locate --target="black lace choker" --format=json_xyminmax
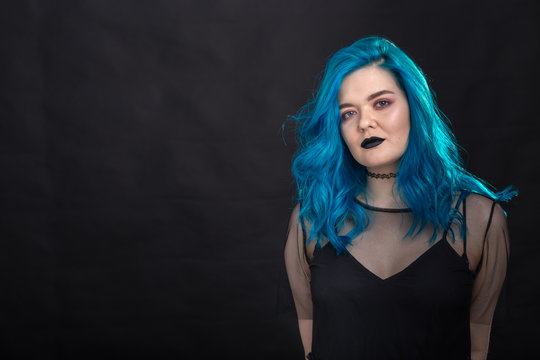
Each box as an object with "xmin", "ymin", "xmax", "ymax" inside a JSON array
[{"xmin": 367, "ymin": 171, "xmax": 397, "ymax": 179}]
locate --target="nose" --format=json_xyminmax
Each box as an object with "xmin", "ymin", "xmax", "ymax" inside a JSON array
[{"xmin": 357, "ymin": 109, "xmax": 376, "ymax": 132}]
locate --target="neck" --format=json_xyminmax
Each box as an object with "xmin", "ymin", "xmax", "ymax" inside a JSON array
[{"xmin": 361, "ymin": 168, "xmax": 407, "ymax": 208}]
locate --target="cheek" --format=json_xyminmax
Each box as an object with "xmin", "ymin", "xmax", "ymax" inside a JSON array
[
  {"xmin": 399, "ymin": 123, "xmax": 411, "ymax": 151},
  {"xmin": 403, "ymin": 119, "xmax": 411, "ymax": 141},
  {"xmin": 340, "ymin": 126, "xmax": 356, "ymax": 151},
  {"xmin": 392, "ymin": 110, "xmax": 410, "ymax": 141}
]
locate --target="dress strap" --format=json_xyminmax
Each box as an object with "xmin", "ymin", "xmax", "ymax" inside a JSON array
[
  {"xmin": 442, "ymin": 190, "xmax": 468, "ymax": 240},
  {"xmin": 452, "ymin": 191, "xmax": 470, "ymax": 267},
  {"xmin": 474, "ymin": 200, "xmax": 498, "ymax": 273}
]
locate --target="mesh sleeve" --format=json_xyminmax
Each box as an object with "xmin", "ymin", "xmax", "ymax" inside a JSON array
[
  {"xmin": 284, "ymin": 204, "xmax": 313, "ymax": 320},
  {"xmin": 470, "ymin": 201, "xmax": 510, "ymax": 325},
  {"xmin": 467, "ymin": 199, "xmax": 510, "ymax": 357}
]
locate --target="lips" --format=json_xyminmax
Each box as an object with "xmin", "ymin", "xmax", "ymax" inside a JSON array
[{"xmin": 361, "ymin": 137, "xmax": 385, "ymax": 149}]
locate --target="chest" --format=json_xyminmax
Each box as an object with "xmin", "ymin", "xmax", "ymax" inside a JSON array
[{"xmin": 310, "ymin": 240, "xmax": 474, "ymax": 310}]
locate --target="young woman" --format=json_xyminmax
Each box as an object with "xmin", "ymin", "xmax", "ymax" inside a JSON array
[{"xmin": 284, "ymin": 36, "xmax": 517, "ymax": 360}]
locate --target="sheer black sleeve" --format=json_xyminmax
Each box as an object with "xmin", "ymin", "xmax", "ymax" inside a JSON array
[
  {"xmin": 284, "ymin": 204, "xmax": 313, "ymax": 320},
  {"xmin": 465, "ymin": 194, "xmax": 511, "ymax": 357},
  {"xmin": 470, "ymin": 200, "xmax": 510, "ymax": 325}
]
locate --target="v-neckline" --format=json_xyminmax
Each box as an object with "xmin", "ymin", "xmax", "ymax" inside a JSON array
[{"xmin": 345, "ymin": 239, "xmax": 447, "ymax": 282}]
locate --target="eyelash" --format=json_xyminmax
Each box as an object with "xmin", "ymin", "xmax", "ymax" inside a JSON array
[
  {"xmin": 375, "ymin": 99, "xmax": 391, "ymax": 108},
  {"xmin": 341, "ymin": 111, "xmax": 356, "ymax": 121},
  {"xmin": 341, "ymin": 99, "xmax": 392, "ymax": 121}
]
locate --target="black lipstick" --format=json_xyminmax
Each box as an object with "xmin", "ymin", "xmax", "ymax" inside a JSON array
[{"xmin": 361, "ymin": 137, "xmax": 385, "ymax": 149}]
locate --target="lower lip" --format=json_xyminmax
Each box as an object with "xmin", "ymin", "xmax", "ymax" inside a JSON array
[{"xmin": 362, "ymin": 139, "xmax": 385, "ymax": 149}]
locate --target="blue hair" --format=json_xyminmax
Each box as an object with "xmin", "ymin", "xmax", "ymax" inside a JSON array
[{"xmin": 288, "ymin": 36, "xmax": 517, "ymax": 254}]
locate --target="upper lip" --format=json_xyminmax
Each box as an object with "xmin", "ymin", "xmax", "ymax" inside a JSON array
[{"xmin": 361, "ymin": 137, "xmax": 385, "ymax": 148}]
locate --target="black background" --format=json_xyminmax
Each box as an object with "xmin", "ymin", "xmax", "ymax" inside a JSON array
[{"xmin": 1, "ymin": 0, "xmax": 538, "ymax": 359}]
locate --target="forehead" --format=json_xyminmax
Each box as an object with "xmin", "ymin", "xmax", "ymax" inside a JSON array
[{"xmin": 338, "ymin": 66, "xmax": 401, "ymax": 100}]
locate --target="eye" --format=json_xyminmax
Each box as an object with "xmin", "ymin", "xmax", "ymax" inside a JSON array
[
  {"xmin": 374, "ymin": 99, "xmax": 391, "ymax": 108},
  {"xmin": 341, "ymin": 110, "xmax": 356, "ymax": 121}
]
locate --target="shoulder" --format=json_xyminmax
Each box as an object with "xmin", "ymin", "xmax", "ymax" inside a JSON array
[
  {"xmin": 288, "ymin": 203, "xmax": 311, "ymax": 238},
  {"xmin": 462, "ymin": 192, "xmax": 508, "ymax": 249},
  {"xmin": 288, "ymin": 203, "xmax": 318, "ymax": 258},
  {"xmin": 464, "ymin": 192, "xmax": 506, "ymax": 226},
  {"xmin": 289, "ymin": 203, "xmax": 308, "ymax": 228},
  {"xmin": 290, "ymin": 203, "xmax": 300, "ymax": 219},
  {"xmin": 458, "ymin": 192, "xmax": 508, "ymax": 271},
  {"xmin": 289, "ymin": 203, "xmax": 314, "ymax": 228},
  {"xmin": 287, "ymin": 203, "xmax": 301, "ymax": 233}
]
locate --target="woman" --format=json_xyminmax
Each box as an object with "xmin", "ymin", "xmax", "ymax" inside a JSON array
[{"xmin": 284, "ymin": 36, "xmax": 517, "ymax": 360}]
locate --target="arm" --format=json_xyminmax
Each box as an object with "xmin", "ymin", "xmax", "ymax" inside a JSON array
[
  {"xmin": 298, "ymin": 319, "xmax": 313, "ymax": 358},
  {"xmin": 284, "ymin": 204, "xmax": 313, "ymax": 358},
  {"xmin": 469, "ymin": 202, "xmax": 510, "ymax": 360}
]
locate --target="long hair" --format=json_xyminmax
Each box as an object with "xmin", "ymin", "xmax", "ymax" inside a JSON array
[{"xmin": 289, "ymin": 36, "xmax": 517, "ymax": 254}]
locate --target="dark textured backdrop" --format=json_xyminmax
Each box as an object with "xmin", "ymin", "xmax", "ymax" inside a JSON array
[{"xmin": 1, "ymin": 0, "xmax": 538, "ymax": 359}]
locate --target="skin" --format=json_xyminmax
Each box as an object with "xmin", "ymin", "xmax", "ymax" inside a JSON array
[{"xmin": 338, "ymin": 65, "xmax": 410, "ymax": 208}]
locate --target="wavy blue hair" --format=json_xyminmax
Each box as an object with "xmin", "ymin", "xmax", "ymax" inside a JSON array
[{"xmin": 288, "ymin": 36, "xmax": 517, "ymax": 254}]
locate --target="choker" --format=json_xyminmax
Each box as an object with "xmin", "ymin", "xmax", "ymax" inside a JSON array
[{"xmin": 367, "ymin": 171, "xmax": 398, "ymax": 179}]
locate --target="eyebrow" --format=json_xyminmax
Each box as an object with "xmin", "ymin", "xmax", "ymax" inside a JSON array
[{"xmin": 339, "ymin": 90, "xmax": 395, "ymax": 109}]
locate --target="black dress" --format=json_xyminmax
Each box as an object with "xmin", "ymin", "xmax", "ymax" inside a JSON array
[{"xmin": 284, "ymin": 192, "xmax": 509, "ymax": 360}]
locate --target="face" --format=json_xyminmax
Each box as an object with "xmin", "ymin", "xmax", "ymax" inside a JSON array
[{"xmin": 338, "ymin": 65, "xmax": 410, "ymax": 174}]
